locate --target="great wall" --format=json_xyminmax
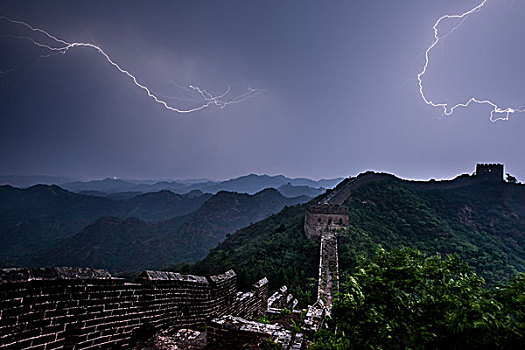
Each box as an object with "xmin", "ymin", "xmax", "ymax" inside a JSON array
[
  {"xmin": 0, "ymin": 164, "xmax": 505, "ymax": 349},
  {"xmin": 0, "ymin": 267, "xmax": 271, "ymax": 349},
  {"xmin": 301, "ymin": 163, "xmax": 505, "ymax": 333}
]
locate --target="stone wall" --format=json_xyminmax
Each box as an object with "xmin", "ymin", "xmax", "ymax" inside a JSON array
[
  {"xmin": 233, "ymin": 277, "xmax": 269, "ymax": 319},
  {"xmin": 0, "ymin": 267, "xmax": 268, "ymax": 349},
  {"xmin": 317, "ymin": 231, "xmax": 338, "ymax": 310},
  {"xmin": 267, "ymin": 286, "xmax": 298, "ymax": 314},
  {"xmin": 208, "ymin": 315, "xmax": 304, "ymax": 349}
]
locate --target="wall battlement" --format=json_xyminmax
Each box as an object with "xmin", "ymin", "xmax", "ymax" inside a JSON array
[{"xmin": 0, "ymin": 267, "xmax": 268, "ymax": 349}]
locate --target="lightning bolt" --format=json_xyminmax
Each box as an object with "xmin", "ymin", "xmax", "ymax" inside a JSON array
[
  {"xmin": 0, "ymin": 16, "xmax": 260, "ymax": 113},
  {"xmin": 417, "ymin": 0, "xmax": 525, "ymax": 122},
  {"xmin": 0, "ymin": 64, "xmax": 17, "ymax": 76}
]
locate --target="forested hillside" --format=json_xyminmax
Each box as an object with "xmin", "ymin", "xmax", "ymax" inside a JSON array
[
  {"xmin": 178, "ymin": 204, "xmax": 319, "ymax": 305},
  {"xmin": 187, "ymin": 174, "xmax": 525, "ymax": 306},
  {"xmin": 338, "ymin": 178, "xmax": 525, "ymax": 284}
]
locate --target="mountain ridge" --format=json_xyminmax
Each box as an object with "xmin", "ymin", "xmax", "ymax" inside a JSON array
[
  {"xmin": 59, "ymin": 174, "xmax": 342, "ymax": 195},
  {"xmin": 26, "ymin": 188, "xmax": 310, "ymax": 272}
]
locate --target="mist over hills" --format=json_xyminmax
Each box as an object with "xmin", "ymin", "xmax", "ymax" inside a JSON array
[
  {"xmin": 277, "ymin": 183, "xmax": 325, "ymax": 198},
  {"xmin": 25, "ymin": 189, "xmax": 309, "ymax": 272},
  {"xmin": 0, "ymin": 173, "xmax": 341, "ymax": 196},
  {"xmin": 0, "ymin": 182, "xmax": 312, "ymax": 271},
  {"xmin": 0, "ymin": 184, "xmax": 213, "ymax": 261}
]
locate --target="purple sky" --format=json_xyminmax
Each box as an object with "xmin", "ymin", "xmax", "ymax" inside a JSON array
[{"xmin": 0, "ymin": 0, "xmax": 524, "ymax": 181}]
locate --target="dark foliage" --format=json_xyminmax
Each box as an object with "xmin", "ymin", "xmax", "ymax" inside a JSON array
[
  {"xmin": 26, "ymin": 188, "xmax": 307, "ymax": 272},
  {"xmin": 312, "ymin": 248, "xmax": 524, "ymax": 349},
  {"xmin": 175, "ymin": 205, "xmax": 319, "ymax": 306},
  {"xmin": 338, "ymin": 179, "xmax": 525, "ymax": 285}
]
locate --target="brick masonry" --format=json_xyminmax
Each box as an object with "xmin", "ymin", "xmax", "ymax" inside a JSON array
[
  {"xmin": 0, "ymin": 267, "xmax": 268, "ymax": 349},
  {"xmin": 208, "ymin": 315, "xmax": 304, "ymax": 350}
]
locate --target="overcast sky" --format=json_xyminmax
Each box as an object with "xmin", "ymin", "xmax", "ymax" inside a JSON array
[{"xmin": 0, "ymin": 0, "xmax": 524, "ymax": 181}]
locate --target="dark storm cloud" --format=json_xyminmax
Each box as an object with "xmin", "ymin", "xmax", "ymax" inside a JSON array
[{"xmin": 0, "ymin": 0, "xmax": 524, "ymax": 181}]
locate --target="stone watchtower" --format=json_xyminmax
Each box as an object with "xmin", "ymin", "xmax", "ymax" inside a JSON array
[
  {"xmin": 304, "ymin": 204, "xmax": 349, "ymax": 239},
  {"xmin": 475, "ymin": 163, "xmax": 504, "ymax": 182}
]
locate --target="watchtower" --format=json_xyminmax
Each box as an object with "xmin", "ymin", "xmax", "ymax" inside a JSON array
[
  {"xmin": 475, "ymin": 163, "xmax": 504, "ymax": 182},
  {"xmin": 304, "ymin": 204, "xmax": 349, "ymax": 239}
]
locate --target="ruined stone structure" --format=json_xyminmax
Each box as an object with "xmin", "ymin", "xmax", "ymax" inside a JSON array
[
  {"xmin": 208, "ymin": 315, "xmax": 304, "ymax": 350},
  {"xmin": 0, "ymin": 267, "xmax": 268, "ymax": 349},
  {"xmin": 267, "ymin": 285, "xmax": 298, "ymax": 314},
  {"xmin": 475, "ymin": 163, "xmax": 504, "ymax": 181},
  {"xmin": 304, "ymin": 204, "xmax": 349, "ymax": 239},
  {"xmin": 302, "ymin": 300, "xmax": 325, "ymax": 334}
]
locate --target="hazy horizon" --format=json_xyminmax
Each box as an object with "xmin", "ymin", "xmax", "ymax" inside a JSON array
[{"xmin": 0, "ymin": 162, "xmax": 504, "ymax": 184}]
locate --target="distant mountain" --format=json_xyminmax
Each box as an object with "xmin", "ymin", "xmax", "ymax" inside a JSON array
[
  {"xmin": 81, "ymin": 191, "xmax": 144, "ymax": 201},
  {"xmin": 206, "ymin": 174, "xmax": 291, "ymax": 194},
  {"xmin": 283, "ymin": 176, "xmax": 344, "ymax": 189},
  {"xmin": 181, "ymin": 174, "xmax": 342, "ymax": 194},
  {"xmin": 123, "ymin": 190, "xmax": 211, "ymax": 222},
  {"xmin": 277, "ymin": 182, "xmax": 325, "ymax": 198},
  {"xmin": 61, "ymin": 174, "xmax": 343, "ymax": 195},
  {"xmin": 1, "ymin": 173, "xmax": 343, "ymax": 194},
  {"xmin": 0, "ymin": 175, "xmax": 77, "ymax": 187},
  {"xmin": 28, "ymin": 188, "xmax": 310, "ymax": 272},
  {"xmin": 0, "ymin": 185, "xmax": 119, "ymax": 261},
  {"xmin": 0, "ymin": 185, "xmax": 211, "ymax": 264}
]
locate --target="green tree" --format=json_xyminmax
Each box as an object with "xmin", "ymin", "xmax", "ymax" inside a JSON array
[{"xmin": 314, "ymin": 248, "xmax": 523, "ymax": 349}]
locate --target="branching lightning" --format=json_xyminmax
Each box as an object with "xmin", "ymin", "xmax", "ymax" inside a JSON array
[
  {"xmin": 417, "ymin": 0, "xmax": 524, "ymax": 122},
  {"xmin": 0, "ymin": 16, "xmax": 260, "ymax": 113}
]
